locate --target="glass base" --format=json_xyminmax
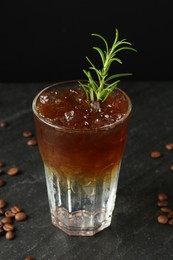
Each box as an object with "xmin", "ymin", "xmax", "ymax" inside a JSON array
[
  {"xmin": 44, "ymin": 163, "xmax": 121, "ymax": 236},
  {"xmin": 51, "ymin": 208, "xmax": 111, "ymax": 236}
]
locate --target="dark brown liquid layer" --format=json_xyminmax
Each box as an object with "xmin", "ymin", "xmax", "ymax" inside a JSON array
[
  {"xmin": 36, "ymin": 87, "xmax": 129, "ymax": 129},
  {"xmin": 34, "ymin": 86, "xmax": 130, "ymax": 178}
]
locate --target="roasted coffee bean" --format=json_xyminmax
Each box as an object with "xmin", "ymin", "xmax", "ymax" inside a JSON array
[
  {"xmin": 0, "ymin": 179, "xmax": 6, "ymax": 187},
  {"xmin": 168, "ymin": 219, "xmax": 173, "ymax": 225},
  {"xmin": 158, "ymin": 193, "xmax": 168, "ymax": 201},
  {"xmin": 0, "ymin": 162, "xmax": 5, "ymax": 168},
  {"xmin": 5, "ymin": 231, "xmax": 15, "ymax": 240},
  {"xmin": 15, "ymin": 211, "xmax": 27, "ymax": 221},
  {"xmin": 0, "ymin": 199, "xmax": 7, "ymax": 208},
  {"xmin": 157, "ymin": 215, "xmax": 168, "ymax": 224},
  {"xmin": 23, "ymin": 131, "xmax": 33, "ymax": 137},
  {"xmin": 11, "ymin": 205, "xmax": 22, "ymax": 214},
  {"xmin": 165, "ymin": 143, "xmax": 173, "ymax": 150},
  {"xmin": 7, "ymin": 167, "xmax": 20, "ymax": 176},
  {"xmin": 5, "ymin": 210, "xmax": 15, "ymax": 218},
  {"xmin": 170, "ymin": 165, "xmax": 173, "ymax": 171},
  {"xmin": 27, "ymin": 139, "xmax": 37, "ymax": 146},
  {"xmin": 160, "ymin": 207, "xmax": 172, "ymax": 213},
  {"xmin": 157, "ymin": 200, "xmax": 168, "ymax": 207},
  {"xmin": 3, "ymin": 223, "xmax": 14, "ymax": 232},
  {"xmin": 25, "ymin": 257, "xmax": 34, "ymax": 260},
  {"xmin": 0, "ymin": 208, "xmax": 5, "ymax": 215},
  {"xmin": 167, "ymin": 211, "xmax": 173, "ymax": 219},
  {"xmin": 0, "ymin": 121, "xmax": 8, "ymax": 128},
  {"xmin": 1, "ymin": 217, "xmax": 12, "ymax": 224},
  {"xmin": 151, "ymin": 151, "xmax": 162, "ymax": 158}
]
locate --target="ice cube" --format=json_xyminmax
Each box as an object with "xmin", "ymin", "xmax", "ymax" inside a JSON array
[
  {"xmin": 64, "ymin": 110, "xmax": 75, "ymax": 122},
  {"xmin": 40, "ymin": 94, "xmax": 49, "ymax": 104}
]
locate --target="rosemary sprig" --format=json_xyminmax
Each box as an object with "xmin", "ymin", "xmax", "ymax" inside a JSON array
[{"xmin": 79, "ymin": 28, "xmax": 137, "ymax": 102}]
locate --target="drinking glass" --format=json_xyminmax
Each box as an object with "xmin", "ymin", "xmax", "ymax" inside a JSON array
[{"xmin": 32, "ymin": 80, "xmax": 131, "ymax": 236}]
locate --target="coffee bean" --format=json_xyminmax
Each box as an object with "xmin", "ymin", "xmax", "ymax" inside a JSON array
[
  {"xmin": 165, "ymin": 143, "xmax": 173, "ymax": 150},
  {"xmin": 0, "ymin": 121, "xmax": 8, "ymax": 128},
  {"xmin": 158, "ymin": 193, "xmax": 168, "ymax": 201},
  {"xmin": 0, "ymin": 162, "xmax": 5, "ymax": 168},
  {"xmin": 151, "ymin": 151, "xmax": 162, "ymax": 158},
  {"xmin": 157, "ymin": 215, "xmax": 168, "ymax": 224},
  {"xmin": 25, "ymin": 257, "xmax": 34, "ymax": 260},
  {"xmin": 168, "ymin": 211, "xmax": 173, "ymax": 219},
  {"xmin": 0, "ymin": 208, "xmax": 5, "ymax": 215},
  {"xmin": 3, "ymin": 223, "xmax": 14, "ymax": 232},
  {"xmin": 168, "ymin": 219, "xmax": 173, "ymax": 225},
  {"xmin": 0, "ymin": 199, "xmax": 7, "ymax": 208},
  {"xmin": 5, "ymin": 210, "xmax": 15, "ymax": 218},
  {"xmin": 0, "ymin": 179, "xmax": 6, "ymax": 187},
  {"xmin": 157, "ymin": 200, "xmax": 168, "ymax": 207},
  {"xmin": 7, "ymin": 167, "xmax": 20, "ymax": 176},
  {"xmin": 15, "ymin": 211, "xmax": 27, "ymax": 221},
  {"xmin": 11, "ymin": 205, "xmax": 22, "ymax": 214},
  {"xmin": 160, "ymin": 207, "xmax": 172, "ymax": 213},
  {"xmin": 27, "ymin": 139, "xmax": 37, "ymax": 146},
  {"xmin": 23, "ymin": 131, "xmax": 33, "ymax": 137},
  {"xmin": 1, "ymin": 217, "xmax": 12, "ymax": 224},
  {"xmin": 170, "ymin": 165, "xmax": 173, "ymax": 171},
  {"xmin": 5, "ymin": 231, "xmax": 15, "ymax": 240}
]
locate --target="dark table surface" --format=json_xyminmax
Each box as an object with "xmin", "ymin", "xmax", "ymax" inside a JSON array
[{"xmin": 0, "ymin": 81, "xmax": 173, "ymax": 260}]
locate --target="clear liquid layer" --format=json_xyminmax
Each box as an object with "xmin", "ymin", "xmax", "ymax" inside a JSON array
[{"xmin": 44, "ymin": 163, "xmax": 121, "ymax": 236}]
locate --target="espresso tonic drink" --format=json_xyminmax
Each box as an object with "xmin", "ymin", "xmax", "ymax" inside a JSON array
[{"xmin": 32, "ymin": 80, "xmax": 131, "ymax": 236}]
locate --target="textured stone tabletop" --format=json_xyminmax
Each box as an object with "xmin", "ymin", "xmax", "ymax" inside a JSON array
[{"xmin": 0, "ymin": 81, "xmax": 173, "ymax": 260}]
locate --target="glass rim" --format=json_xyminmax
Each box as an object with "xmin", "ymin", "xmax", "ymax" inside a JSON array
[{"xmin": 32, "ymin": 80, "xmax": 132, "ymax": 132}]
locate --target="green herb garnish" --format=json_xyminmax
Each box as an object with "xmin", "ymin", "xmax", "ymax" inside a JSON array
[{"xmin": 79, "ymin": 28, "xmax": 137, "ymax": 102}]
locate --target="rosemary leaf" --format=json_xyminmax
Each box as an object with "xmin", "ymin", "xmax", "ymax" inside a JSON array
[{"xmin": 79, "ymin": 28, "xmax": 137, "ymax": 102}]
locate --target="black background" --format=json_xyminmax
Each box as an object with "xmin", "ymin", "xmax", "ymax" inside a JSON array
[{"xmin": 0, "ymin": 0, "xmax": 173, "ymax": 82}]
